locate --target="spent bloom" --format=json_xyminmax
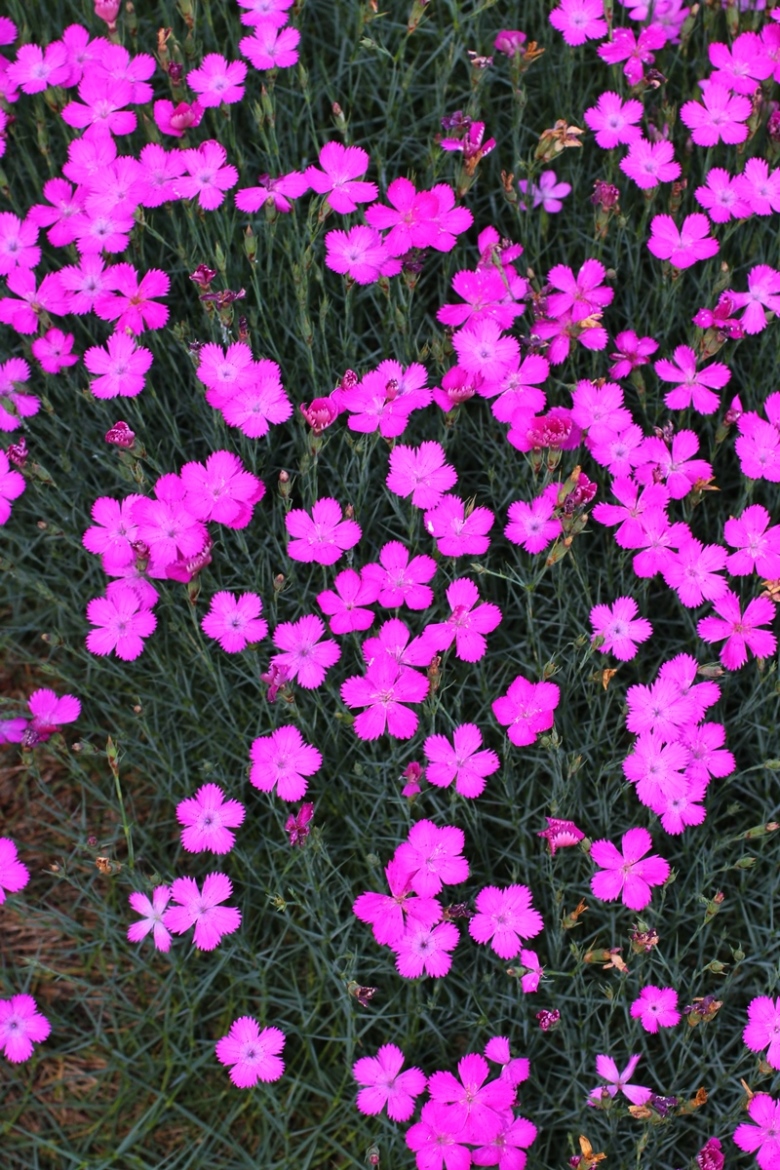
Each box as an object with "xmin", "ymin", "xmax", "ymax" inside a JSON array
[
  {"xmin": 590, "ymin": 827, "xmax": 670, "ymax": 911},
  {"xmin": 590, "ymin": 596, "xmax": 653, "ymax": 661},
  {"xmin": 285, "ymin": 803, "xmax": 315, "ymax": 846},
  {"xmin": 0, "ymin": 995, "xmax": 51, "ymax": 1064},
  {"xmin": 162, "ymin": 873, "xmax": 241, "ymax": 951},
  {"xmin": 353, "ymin": 1044, "xmax": 427, "ymax": 1121},
  {"xmin": 423, "ymin": 724, "xmax": 500, "ymax": 798},
  {"xmin": 176, "ymin": 784, "xmax": 246, "ymax": 855},
  {"xmin": 215, "ymin": 1018, "xmax": 285, "ymax": 1087}
]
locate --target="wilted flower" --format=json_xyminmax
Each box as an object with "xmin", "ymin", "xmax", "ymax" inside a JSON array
[
  {"xmin": 285, "ymin": 803, "xmax": 315, "ymax": 846},
  {"xmin": 537, "ymin": 817, "xmax": 584, "ymax": 856},
  {"xmin": 104, "ymin": 420, "xmax": 135, "ymax": 449},
  {"xmin": 536, "ymin": 1009, "xmax": 561, "ymax": 1031}
]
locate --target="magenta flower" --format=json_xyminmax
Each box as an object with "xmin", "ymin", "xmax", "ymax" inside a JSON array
[
  {"xmin": 180, "ymin": 450, "xmax": 264, "ymax": 529},
  {"xmin": 623, "ymin": 732, "xmax": 689, "ymax": 810},
  {"xmin": 724, "ymin": 505, "xmax": 780, "ymax": 578},
  {"xmin": 163, "ymin": 873, "xmax": 241, "ymax": 951},
  {"xmin": 26, "ymin": 689, "xmax": 80, "ymax": 742},
  {"xmin": 0, "ymin": 212, "xmax": 39, "ymax": 276},
  {"xmin": 438, "ymin": 266, "xmax": 525, "ymax": 331},
  {"xmin": 154, "ymin": 98, "xmax": 205, "ymax": 137},
  {"xmin": 285, "ymin": 802, "xmax": 315, "ymax": 846},
  {"xmin": 425, "ymin": 577, "xmax": 502, "ymax": 662},
  {"xmin": 630, "ymin": 986, "xmax": 680, "ymax": 1033},
  {"xmin": 549, "ymin": 0, "xmax": 607, "ymax": 45},
  {"xmin": 236, "ymin": 170, "xmax": 310, "ymax": 214},
  {"xmin": 0, "ymin": 837, "xmax": 29, "ymax": 904},
  {"xmin": 82, "ymin": 494, "xmax": 142, "ymax": 570},
  {"xmin": 598, "ymin": 23, "xmax": 667, "ymax": 85},
  {"xmin": 584, "ymin": 91, "xmax": 643, "ymax": 149},
  {"xmin": 127, "ymin": 886, "xmax": 172, "ymax": 952},
  {"xmin": 734, "ymin": 158, "xmax": 780, "ymax": 218},
  {"xmin": 174, "ymin": 140, "xmax": 239, "ymax": 210},
  {"xmin": 341, "ymin": 654, "xmax": 429, "ymax": 740},
  {"xmin": 731, "ymin": 265, "xmax": 780, "ymax": 335},
  {"xmin": 697, "ymin": 591, "xmax": 777, "ymax": 670},
  {"xmin": 662, "ymin": 537, "xmax": 729, "ymax": 608},
  {"xmin": 636, "ymin": 429, "xmax": 713, "ymax": 501},
  {"xmin": 249, "ymin": 726, "xmax": 322, "ymax": 801},
  {"xmin": 215, "ymin": 1018, "xmax": 285, "ymax": 1087},
  {"xmin": 7, "ymin": 41, "xmax": 69, "ymax": 94},
  {"xmin": 324, "ymin": 225, "xmax": 395, "ymax": 285},
  {"xmin": 453, "ymin": 320, "xmax": 519, "ymax": 381},
  {"xmin": 0, "ymin": 269, "xmax": 69, "ymax": 334},
  {"xmin": 518, "ymin": 169, "xmax": 572, "ymax": 213},
  {"xmin": 0, "ymin": 448, "xmax": 25, "ymax": 524},
  {"xmin": 710, "ymin": 31, "xmax": 774, "ymax": 93},
  {"xmin": 84, "ymin": 333, "xmax": 153, "ymax": 399},
  {"xmin": 394, "ymin": 820, "xmax": 469, "ymax": 898},
  {"xmin": 31, "ymin": 328, "xmax": 77, "ymax": 375},
  {"xmin": 696, "ymin": 1137, "xmax": 725, "ymax": 1170},
  {"xmin": 694, "ymin": 167, "xmax": 752, "ymax": 224},
  {"xmin": 588, "ymin": 1054, "xmax": 652, "ymax": 1106},
  {"xmin": 353, "ymin": 856, "xmax": 442, "ymax": 948},
  {"xmin": 655, "ymin": 346, "xmax": 730, "ymax": 415},
  {"xmin": 492, "ymin": 675, "xmax": 560, "ymax": 747},
  {"xmin": 537, "ymin": 818, "xmax": 584, "ymax": 856},
  {"xmin": 469, "ymin": 884, "xmax": 544, "ymax": 959},
  {"xmin": 424, "ymin": 494, "xmax": 495, "ymax": 557},
  {"xmin": 361, "ymin": 541, "xmax": 437, "ymax": 611},
  {"xmin": 505, "ymin": 491, "xmax": 562, "ymax": 555},
  {"xmin": 187, "ymin": 54, "xmax": 246, "ymax": 106},
  {"xmin": 545, "ymin": 259, "xmax": 613, "ymax": 322},
  {"xmin": 364, "ymin": 177, "xmax": 443, "ymax": 255},
  {"xmin": 94, "ymin": 264, "xmax": 169, "ymax": 334},
  {"xmin": 647, "ymin": 214, "xmax": 719, "ymax": 269},
  {"xmin": 423, "ymin": 724, "xmax": 500, "ymax": 798},
  {"xmin": 427, "ymin": 1052, "xmax": 517, "ymax": 1140},
  {"xmin": 270, "ymin": 614, "xmax": 341, "ymax": 689},
  {"xmin": 406, "ymin": 1101, "xmax": 472, "ymax": 1165},
  {"xmin": 394, "ymin": 920, "xmax": 460, "ymax": 979},
  {"xmin": 680, "ymin": 83, "xmax": 751, "ymax": 147},
  {"xmin": 316, "ymin": 569, "xmax": 379, "ymax": 634},
  {"xmin": 286, "ymin": 497, "xmax": 361, "ymax": 565},
  {"xmin": 201, "ymin": 592, "xmax": 268, "ymax": 653},
  {"xmin": 239, "ymin": 24, "xmax": 300, "ymax": 71},
  {"xmin": 589, "ymin": 596, "xmax": 653, "ymax": 661},
  {"xmin": 386, "ymin": 441, "xmax": 458, "ymax": 510},
  {"xmin": 353, "ymin": 1044, "xmax": 427, "ymax": 1121},
  {"xmin": 590, "ymin": 827, "xmax": 670, "ymax": 911},
  {"xmin": 744, "ymin": 998, "xmax": 780, "ymax": 1070},
  {"xmin": 621, "ymin": 139, "xmax": 681, "ymax": 190},
  {"xmin": 306, "ymin": 141, "xmax": 378, "ymax": 214},
  {"xmin": 86, "ymin": 582, "xmax": 157, "ymax": 661},
  {"xmin": 0, "ymin": 995, "xmax": 51, "ymax": 1063},
  {"xmin": 176, "ymin": 784, "xmax": 245, "ymax": 854},
  {"xmin": 733, "ymin": 1094, "xmax": 780, "ymax": 1169}
]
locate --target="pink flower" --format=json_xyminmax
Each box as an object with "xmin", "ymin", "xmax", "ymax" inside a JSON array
[
  {"xmin": 163, "ymin": 872, "xmax": 242, "ymax": 951},
  {"xmin": 394, "ymin": 820, "xmax": 469, "ymax": 898},
  {"xmin": 137, "ymin": 143, "xmax": 187, "ymax": 207},
  {"xmin": 427, "ymin": 1052, "xmax": 517, "ymax": 1139},
  {"xmin": 584, "ymin": 91, "xmax": 643, "ymax": 149},
  {"xmin": 341, "ymin": 654, "xmax": 429, "ymax": 740},
  {"xmin": 353, "ymin": 856, "xmax": 442, "ymax": 948},
  {"xmin": 709, "ymin": 31, "xmax": 774, "ymax": 93},
  {"xmin": 598, "ymin": 24, "xmax": 667, "ymax": 84},
  {"xmin": 86, "ymin": 581, "xmax": 157, "ymax": 661},
  {"xmin": 176, "ymin": 784, "xmax": 245, "ymax": 854},
  {"xmin": 469, "ymin": 885, "xmax": 544, "ymax": 959},
  {"xmin": 0, "ymin": 995, "xmax": 51, "ymax": 1063},
  {"xmin": 630, "ymin": 986, "xmax": 680, "ymax": 1033},
  {"xmin": 549, "ymin": 0, "xmax": 608, "ymax": 46},
  {"xmin": 270, "ymin": 615, "xmax": 341, "ymax": 690},
  {"xmin": 505, "ymin": 491, "xmax": 562, "ymax": 555},
  {"xmin": 437, "ymin": 266, "xmax": 525, "ymax": 331},
  {"xmin": 250, "ymin": 726, "xmax": 322, "ymax": 801},
  {"xmin": 201, "ymin": 592, "xmax": 267, "ymax": 653},
  {"xmin": 30, "ymin": 328, "xmax": 77, "ymax": 375},
  {"xmin": 84, "ymin": 332, "xmax": 153, "ymax": 399},
  {"xmin": 537, "ymin": 818, "xmax": 584, "ymax": 856},
  {"xmin": 734, "ymin": 158, "xmax": 780, "ymax": 217},
  {"xmin": 588, "ymin": 1054, "xmax": 652, "ymax": 1106},
  {"xmin": 0, "ymin": 449, "xmax": 25, "ymax": 524},
  {"xmin": 744, "ymin": 998, "xmax": 780, "ymax": 1070},
  {"xmin": 8, "ymin": 42, "xmax": 70, "ymax": 94},
  {"xmin": 680, "ymin": 83, "xmax": 752, "ymax": 147},
  {"xmin": 636, "ymin": 429, "xmax": 712, "ymax": 500},
  {"xmin": 654, "ymin": 346, "xmax": 730, "ymax": 414},
  {"xmin": 174, "ymin": 140, "xmax": 239, "ymax": 210},
  {"xmin": 220, "ymin": 366, "xmax": 292, "ymax": 438},
  {"xmin": 94, "ymin": 263, "xmax": 169, "ymax": 334},
  {"xmin": 324, "ymin": 225, "xmax": 395, "ymax": 285},
  {"xmin": 353, "ymin": 1044, "xmax": 427, "ymax": 1121},
  {"xmin": 285, "ymin": 497, "xmax": 361, "ymax": 565},
  {"xmin": 365, "ymin": 178, "xmax": 443, "ymax": 256},
  {"xmin": 236, "ymin": 171, "xmax": 310, "ymax": 214},
  {"xmin": 0, "ymin": 837, "xmax": 29, "ymax": 904},
  {"xmin": 187, "ymin": 54, "xmax": 247, "ymax": 106},
  {"xmin": 406, "ymin": 1101, "xmax": 473, "ymax": 1165},
  {"xmin": 0, "ymin": 212, "xmax": 39, "ymax": 275},
  {"xmin": 518, "ymin": 170, "xmax": 572, "ymax": 212},
  {"xmin": 571, "ymin": 378, "xmax": 632, "ymax": 439},
  {"xmin": 386, "ymin": 441, "xmax": 458, "ymax": 509},
  {"xmin": 425, "ymin": 577, "xmax": 502, "ymax": 662},
  {"xmin": 423, "ymin": 724, "xmax": 500, "ymax": 798},
  {"xmin": 285, "ymin": 802, "xmax": 315, "ymax": 846},
  {"xmin": 696, "ymin": 1137, "xmax": 725, "ymax": 1170},
  {"xmin": 492, "ymin": 676, "xmax": 560, "ymax": 747},
  {"xmin": 724, "ymin": 505, "xmax": 780, "ymax": 578},
  {"xmin": 731, "ymin": 265, "xmax": 780, "ymax": 335},
  {"xmin": 662, "ymin": 537, "xmax": 729, "ymax": 608},
  {"xmin": 306, "ymin": 141, "xmax": 378, "ymax": 214},
  {"xmin": 733, "ymin": 1094, "xmax": 780, "ymax": 1169},
  {"xmin": 361, "ymin": 541, "xmax": 437, "ymax": 610},
  {"xmin": 180, "ymin": 450, "xmax": 264, "ymax": 528},
  {"xmin": 621, "ymin": 139, "xmax": 681, "ymax": 190},
  {"xmin": 361, "ymin": 618, "xmax": 436, "ymax": 669},
  {"xmin": 215, "ymin": 1018, "xmax": 285, "ymax": 1087},
  {"xmin": 452, "ymin": 320, "xmax": 519, "ymax": 381},
  {"xmin": 394, "ymin": 920, "xmax": 460, "ymax": 979},
  {"xmin": 623, "ymin": 732, "xmax": 689, "ymax": 809},
  {"xmin": 61, "ymin": 75, "xmax": 137, "ymax": 135},
  {"xmin": 697, "ymin": 591, "xmax": 777, "ymax": 670},
  {"xmin": 316, "ymin": 569, "xmax": 379, "ymax": 634},
  {"xmin": 239, "ymin": 24, "xmax": 300, "ymax": 70},
  {"xmin": 26, "ymin": 689, "xmax": 80, "ymax": 742},
  {"xmin": 57, "ymin": 253, "xmax": 111, "ymax": 313},
  {"xmin": 237, "ymin": 0, "xmax": 294, "ymax": 25},
  {"xmin": 82, "ymin": 494, "xmax": 142, "ymax": 570},
  {"xmin": 546, "ymin": 259, "xmax": 613, "ymax": 322},
  {"xmin": 590, "ymin": 827, "xmax": 670, "ymax": 911},
  {"xmin": 590, "ymin": 596, "xmax": 652, "ymax": 661},
  {"xmin": 0, "ymin": 269, "xmax": 69, "ymax": 334},
  {"xmin": 424, "ymin": 494, "xmax": 495, "ymax": 557},
  {"xmin": 338, "ymin": 361, "xmax": 430, "ymax": 436},
  {"xmin": 647, "ymin": 214, "xmax": 719, "ymax": 269},
  {"xmin": 694, "ymin": 167, "xmax": 752, "ymax": 223},
  {"xmin": 153, "ymin": 99, "xmax": 204, "ymax": 137},
  {"xmin": 127, "ymin": 886, "xmax": 172, "ymax": 952}
]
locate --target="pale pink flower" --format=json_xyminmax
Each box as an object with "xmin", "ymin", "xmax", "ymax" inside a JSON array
[
  {"xmin": 588, "ymin": 1054, "xmax": 652, "ymax": 1106},
  {"xmin": 590, "ymin": 827, "xmax": 670, "ymax": 911},
  {"xmin": 215, "ymin": 1018, "xmax": 285, "ymax": 1087},
  {"xmin": 518, "ymin": 170, "xmax": 572, "ymax": 212},
  {"xmin": 423, "ymin": 724, "xmax": 500, "ymax": 798},
  {"xmin": 630, "ymin": 986, "xmax": 680, "ymax": 1033},
  {"xmin": 270, "ymin": 614, "xmax": 341, "ymax": 689},
  {"xmin": 127, "ymin": 886, "xmax": 172, "ymax": 952},
  {"xmin": 353, "ymin": 1044, "xmax": 427, "ymax": 1121},
  {"xmin": 285, "ymin": 497, "xmax": 361, "ymax": 565},
  {"xmin": 250, "ymin": 726, "xmax": 322, "ymax": 801},
  {"xmin": 177, "ymin": 784, "xmax": 245, "ymax": 854},
  {"xmin": 469, "ymin": 884, "xmax": 544, "ymax": 959},
  {"xmin": 163, "ymin": 873, "xmax": 241, "ymax": 951}
]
